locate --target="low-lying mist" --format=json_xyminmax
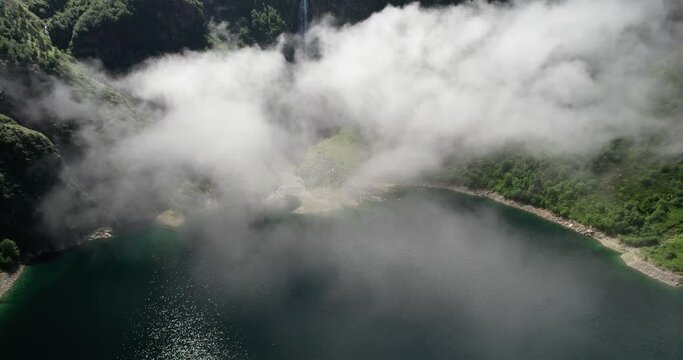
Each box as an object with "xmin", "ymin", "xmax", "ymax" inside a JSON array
[
  {"xmin": 5, "ymin": 0, "xmax": 682, "ymax": 239},
  {"xmin": 2, "ymin": 2, "xmax": 683, "ymax": 353},
  {"xmin": 151, "ymin": 188, "xmax": 673, "ymax": 359}
]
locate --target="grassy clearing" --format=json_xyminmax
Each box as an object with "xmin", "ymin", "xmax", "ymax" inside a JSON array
[
  {"xmin": 646, "ymin": 235, "xmax": 683, "ymax": 273},
  {"xmin": 298, "ymin": 126, "xmax": 371, "ymax": 187}
]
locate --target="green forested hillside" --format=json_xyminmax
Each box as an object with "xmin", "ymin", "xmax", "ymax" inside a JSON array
[
  {"xmin": 20, "ymin": 0, "xmax": 68, "ymax": 19},
  {"xmin": 0, "ymin": 1, "xmax": 67, "ymax": 261},
  {"xmin": 0, "ymin": 0, "xmax": 67, "ymax": 73},
  {"xmin": 0, "ymin": 0, "xmax": 132, "ymax": 260},
  {"xmin": 440, "ymin": 141, "xmax": 683, "ymax": 272},
  {"xmin": 0, "ymin": 114, "xmax": 61, "ymax": 259},
  {"xmin": 35, "ymin": 0, "xmax": 209, "ymax": 70},
  {"xmin": 204, "ymin": 0, "xmax": 494, "ymax": 33},
  {"xmin": 10, "ymin": 0, "xmax": 504, "ymax": 70},
  {"xmin": 18, "ymin": 0, "xmax": 290, "ymax": 69},
  {"xmin": 69, "ymin": 0, "xmax": 208, "ymax": 70},
  {"xmin": 43, "ymin": 0, "xmax": 90, "ymax": 49},
  {"xmin": 299, "ymin": 128, "xmax": 683, "ymax": 274}
]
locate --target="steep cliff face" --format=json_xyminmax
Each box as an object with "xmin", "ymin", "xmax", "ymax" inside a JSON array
[
  {"xmin": 0, "ymin": 0, "xmax": 68, "ymax": 74},
  {"xmin": 68, "ymin": 0, "xmax": 209, "ymax": 70},
  {"xmin": 0, "ymin": 2, "xmax": 65, "ymax": 257},
  {"xmin": 1, "ymin": 1, "xmax": 141, "ymax": 257},
  {"xmin": 20, "ymin": 0, "xmax": 69, "ymax": 19},
  {"xmin": 15, "ymin": 0, "xmax": 209, "ymax": 71},
  {"xmin": 0, "ymin": 114, "xmax": 61, "ymax": 255},
  {"xmin": 15, "ymin": 0, "xmax": 507, "ymax": 70},
  {"xmin": 46, "ymin": 0, "xmax": 92, "ymax": 50}
]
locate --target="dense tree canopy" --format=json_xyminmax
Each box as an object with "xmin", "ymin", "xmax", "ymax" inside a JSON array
[
  {"xmin": 0, "ymin": 0, "xmax": 66, "ymax": 73},
  {"xmin": 0, "ymin": 115, "xmax": 61, "ymax": 255},
  {"xmin": 442, "ymin": 139, "xmax": 683, "ymax": 271},
  {"xmin": 69, "ymin": 0, "xmax": 208, "ymax": 70},
  {"xmin": 250, "ymin": 4, "xmax": 288, "ymax": 45},
  {"xmin": 0, "ymin": 238, "xmax": 20, "ymax": 270}
]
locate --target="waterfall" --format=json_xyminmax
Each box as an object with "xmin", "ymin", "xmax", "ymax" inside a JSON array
[{"xmin": 299, "ymin": 0, "xmax": 309, "ymax": 34}]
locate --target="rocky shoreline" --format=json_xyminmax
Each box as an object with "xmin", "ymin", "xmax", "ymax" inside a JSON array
[
  {"xmin": 283, "ymin": 180, "xmax": 682, "ymax": 287},
  {"xmin": 422, "ymin": 183, "xmax": 682, "ymax": 288},
  {"xmin": 0, "ymin": 266, "xmax": 25, "ymax": 300}
]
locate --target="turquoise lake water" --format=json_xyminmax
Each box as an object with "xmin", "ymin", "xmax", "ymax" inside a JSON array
[{"xmin": 1, "ymin": 188, "xmax": 682, "ymax": 359}]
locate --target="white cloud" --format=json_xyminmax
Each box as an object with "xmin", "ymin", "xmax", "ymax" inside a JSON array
[{"xmin": 41, "ymin": 0, "xmax": 683, "ymax": 219}]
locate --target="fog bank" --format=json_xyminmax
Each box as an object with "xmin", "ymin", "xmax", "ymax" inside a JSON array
[{"xmin": 25, "ymin": 0, "xmax": 683, "ymax": 228}]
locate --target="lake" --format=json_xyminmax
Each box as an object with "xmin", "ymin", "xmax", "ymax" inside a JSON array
[{"xmin": 1, "ymin": 188, "xmax": 682, "ymax": 359}]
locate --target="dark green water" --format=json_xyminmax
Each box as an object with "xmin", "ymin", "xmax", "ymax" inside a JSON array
[{"xmin": 1, "ymin": 188, "xmax": 682, "ymax": 359}]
